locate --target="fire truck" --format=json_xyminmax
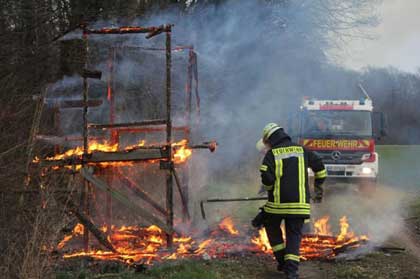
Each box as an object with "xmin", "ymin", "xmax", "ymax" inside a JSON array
[{"xmin": 292, "ymin": 97, "xmax": 386, "ymax": 190}]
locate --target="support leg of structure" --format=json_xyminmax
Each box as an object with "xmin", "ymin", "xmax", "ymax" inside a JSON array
[
  {"xmin": 165, "ymin": 28, "xmax": 173, "ymax": 248},
  {"xmin": 172, "ymin": 168, "xmax": 190, "ymax": 221},
  {"xmin": 106, "ymin": 170, "xmax": 113, "ymax": 234},
  {"xmin": 83, "ymin": 180, "xmax": 90, "ymax": 252}
]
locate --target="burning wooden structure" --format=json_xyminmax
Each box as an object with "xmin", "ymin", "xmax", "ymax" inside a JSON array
[{"xmin": 29, "ymin": 24, "xmax": 215, "ymax": 254}]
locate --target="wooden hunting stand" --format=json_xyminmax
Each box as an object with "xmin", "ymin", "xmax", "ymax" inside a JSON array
[{"xmin": 29, "ymin": 24, "xmax": 214, "ymax": 252}]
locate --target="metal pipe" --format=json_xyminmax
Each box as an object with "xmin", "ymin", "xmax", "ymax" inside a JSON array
[{"xmin": 200, "ymin": 197, "xmax": 267, "ymax": 219}]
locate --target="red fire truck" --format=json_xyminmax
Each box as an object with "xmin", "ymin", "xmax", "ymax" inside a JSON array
[{"xmin": 294, "ymin": 98, "xmax": 386, "ymax": 190}]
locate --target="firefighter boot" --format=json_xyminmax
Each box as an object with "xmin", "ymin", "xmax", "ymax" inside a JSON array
[
  {"xmin": 285, "ymin": 273, "xmax": 299, "ymax": 279},
  {"xmin": 283, "ymin": 260, "xmax": 299, "ymax": 279},
  {"xmin": 274, "ymin": 251, "xmax": 285, "ymax": 271}
]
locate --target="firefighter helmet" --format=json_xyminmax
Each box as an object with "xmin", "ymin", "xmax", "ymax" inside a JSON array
[{"xmin": 256, "ymin": 123, "xmax": 282, "ymax": 151}]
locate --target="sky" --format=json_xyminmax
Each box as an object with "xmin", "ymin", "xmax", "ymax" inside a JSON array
[{"xmin": 335, "ymin": 0, "xmax": 420, "ymax": 73}]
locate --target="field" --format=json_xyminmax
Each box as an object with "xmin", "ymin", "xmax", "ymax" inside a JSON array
[
  {"xmin": 54, "ymin": 145, "xmax": 420, "ymax": 278},
  {"xmin": 377, "ymin": 145, "xmax": 420, "ymax": 190}
]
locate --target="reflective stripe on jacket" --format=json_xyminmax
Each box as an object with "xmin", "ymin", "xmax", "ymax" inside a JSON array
[{"xmin": 260, "ymin": 133, "xmax": 326, "ymax": 218}]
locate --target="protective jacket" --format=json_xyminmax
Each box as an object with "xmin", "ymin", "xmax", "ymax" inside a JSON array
[{"xmin": 260, "ymin": 129, "xmax": 326, "ymax": 218}]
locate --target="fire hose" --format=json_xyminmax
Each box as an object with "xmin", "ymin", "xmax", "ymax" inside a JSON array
[{"xmin": 200, "ymin": 196, "xmax": 267, "ymax": 219}]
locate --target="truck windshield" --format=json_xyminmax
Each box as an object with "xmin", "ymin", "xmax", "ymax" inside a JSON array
[{"xmin": 301, "ymin": 110, "xmax": 372, "ymax": 138}]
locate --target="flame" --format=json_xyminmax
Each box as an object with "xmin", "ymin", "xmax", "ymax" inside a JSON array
[
  {"xmin": 218, "ymin": 217, "xmax": 239, "ymax": 235},
  {"xmin": 313, "ymin": 216, "xmax": 331, "ymax": 235},
  {"xmin": 57, "ymin": 223, "xmax": 84, "ymax": 249},
  {"xmin": 172, "ymin": 140, "xmax": 192, "ymax": 164},
  {"xmin": 251, "ymin": 228, "xmax": 271, "ymax": 253},
  {"xmin": 337, "ymin": 216, "xmax": 354, "ymax": 242},
  {"xmin": 57, "ymin": 216, "xmax": 368, "ymax": 265},
  {"xmin": 34, "ymin": 139, "xmax": 192, "ymax": 166}
]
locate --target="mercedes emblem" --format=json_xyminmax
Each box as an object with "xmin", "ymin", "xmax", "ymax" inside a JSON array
[{"xmin": 331, "ymin": 151, "xmax": 341, "ymax": 160}]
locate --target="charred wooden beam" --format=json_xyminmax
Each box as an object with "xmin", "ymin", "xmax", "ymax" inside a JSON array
[
  {"xmin": 35, "ymin": 135, "xmax": 106, "ymax": 143},
  {"xmin": 61, "ymin": 199, "xmax": 116, "ymax": 253},
  {"xmin": 374, "ymin": 246, "xmax": 406, "ymax": 253},
  {"xmin": 116, "ymin": 169, "xmax": 167, "ymax": 216},
  {"xmin": 189, "ymin": 141, "xmax": 217, "ymax": 152},
  {"xmin": 165, "ymin": 27, "xmax": 174, "ymax": 248},
  {"xmin": 37, "ymin": 148, "xmax": 169, "ymax": 168},
  {"xmin": 332, "ymin": 239, "xmax": 368, "ymax": 255},
  {"xmin": 115, "ymin": 126, "xmax": 189, "ymax": 134},
  {"xmin": 89, "ymin": 119, "xmax": 167, "ymax": 129},
  {"xmin": 112, "ymin": 45, "xmax": 193, "ymax": 51},
  {"xmin": 82, "ymin": 69, "xmax": 102, "ymax": 79},
  {"xmin": 172, "ymin": 168, "xmax": 190, "ymax": 220},
  {"xmin": 80, "ymin": 167, "xmax": 173, "ymax": 234},
  {"xmin": 302, "ymin": 234, "xmax": 337, "ymax": 241},
  {"xmin": 86, "ymin": 148, "xmax": 168, "ymax": 162},
  {"xmin": 83, "ymin": 25, "xmax": 172, "ymax": 38}
]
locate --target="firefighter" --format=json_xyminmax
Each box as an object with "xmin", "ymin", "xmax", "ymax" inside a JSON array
[{"xmin": 253, "ymin": 123, "xmax": 326, "ymax": 279}]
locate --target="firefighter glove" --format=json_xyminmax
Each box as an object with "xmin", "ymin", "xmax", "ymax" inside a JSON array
[
  {"xmin": 312, "ymin": 195, "xmax": 322, "ymax": 203},
  {"xmin": 252, "ymin": 208, "xmax": 265, "ymax": 228}
]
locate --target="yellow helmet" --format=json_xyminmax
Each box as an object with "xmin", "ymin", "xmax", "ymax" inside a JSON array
[{"xmin": 256, "ymin": 123, "xmax": 282, "ymax": 151}]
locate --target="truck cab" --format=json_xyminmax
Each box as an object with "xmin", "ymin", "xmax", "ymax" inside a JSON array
[{"xmin": 295, "ymin": 98, "xmax": 383, "ymax": 187}]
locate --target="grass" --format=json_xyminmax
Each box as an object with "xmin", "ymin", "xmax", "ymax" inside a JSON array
[
  {"xmin": 376, "ymin": 145, "xmax": 420, "ymax": 190},
  {"xmin": 332, "ymin": 251, "xmax": 420, "ymax": 279},
  {"xmin": 55, "ymin": 259, "xmax": 274, "ymax": 279}
]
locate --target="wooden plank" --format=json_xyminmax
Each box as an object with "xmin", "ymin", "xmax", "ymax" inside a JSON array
[
  {"xmin": 37, "ymin": 148, "xmax": 169, "ymax": 167},
  {"xmin": 87, "ymin": 148, "xmax": 168, "ymax": 162},
  {"xmin": 89, "ymin": 119, "xmax": 167, "ymax": 129},
  {"xmin": 59, "ymin": 198, "xmax": 116, "ymax": 252},
  {"xmin": 80, "ymin": 168, "xmax": 173, "ymax": 234},
  {"xmin": 172, "ymin": 168, "xmax": 190, "ymax": 220},
  {"xmin": 116, "ymin": 170, "xmax": 167, "ymax": 216}
]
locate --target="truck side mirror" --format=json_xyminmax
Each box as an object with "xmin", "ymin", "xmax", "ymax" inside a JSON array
[{"xmin": 373, "ymin": 112, "xmax": 387, "ymax": 139}]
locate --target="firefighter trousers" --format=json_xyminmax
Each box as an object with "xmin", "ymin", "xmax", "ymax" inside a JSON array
[{"xmin": 264, "ymin": 214, "xmax": 304, "ymax": 276}]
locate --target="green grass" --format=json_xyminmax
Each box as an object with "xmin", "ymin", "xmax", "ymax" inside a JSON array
[
  {"xmin": 376, "ymin": 145, "xmax": 420, "ymax": 190},
  {"xmin": 55, "ymin": 259, "xmax": 274, "ymax": 279}
]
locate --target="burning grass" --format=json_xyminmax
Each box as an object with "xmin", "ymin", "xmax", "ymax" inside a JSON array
[{"xmin": 56, "ymin": 216, "xmax": 368, "ymax": 267}]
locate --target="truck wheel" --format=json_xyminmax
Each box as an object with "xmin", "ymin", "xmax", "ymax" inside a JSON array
[{"xmin": 358, "ymin": 179, "xmax": 377, "ymax": 196}]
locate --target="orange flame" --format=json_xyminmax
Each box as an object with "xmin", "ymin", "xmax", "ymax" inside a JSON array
[
  {"xmin": 218, "ymin": 217, "xmax": 239, "ymax": 235},
  {"xmin": 57, "ymin": 223, "xmax": 84, "ymax": 249},
  {"xmin": 251, "ymin": 228, "xmax": 271, "ymax": 253},
  {"xmin": 172, "ymin": 140, "xmax": 192, "ymax": 164},
  {"xmin": 34, "ymin": 139, "xmax": 192, "ymax": 166}
]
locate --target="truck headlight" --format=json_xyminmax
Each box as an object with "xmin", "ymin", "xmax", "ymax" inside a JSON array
[{"xmin": 361, "ymin": 167, "xmax": 373, "ymax": 174}]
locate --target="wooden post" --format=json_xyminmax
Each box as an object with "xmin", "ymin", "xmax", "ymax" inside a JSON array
[
  {"xmin": 106, "ymin": 47, "xmax": 117, "ymax": 235},
  {"xmin": 82, "ymin": 32, "xmax": 90, "ymax": 252},
  {"xmin": 165, "ymin": 27, "xmax": 173, "ymax": 248}
]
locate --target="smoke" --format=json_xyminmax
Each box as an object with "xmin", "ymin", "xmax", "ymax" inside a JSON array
[
  {"xmin": 129, "ymin": 1, "xmax": 335, "ymax": 182},
  {"xmin": 312, "ymin": 184, "xmax": 407, "ymax": 244},
  {"xmin": 49, "ymin": 1, "xmax": 419, "ymax": 244},
  {"xmin": 55, "ymin": 1, "xmax": 382, "ymax": 176}
]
